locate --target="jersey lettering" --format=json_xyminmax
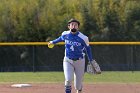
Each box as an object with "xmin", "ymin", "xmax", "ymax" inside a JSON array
[{"xmin": 65, "ymin": 40, "xmax": 81, "ymax": 46}]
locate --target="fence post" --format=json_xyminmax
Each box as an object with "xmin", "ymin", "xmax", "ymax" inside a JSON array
[{"xmin": 32, "ymin": 46, "xmax": 35, "ymax": 72}]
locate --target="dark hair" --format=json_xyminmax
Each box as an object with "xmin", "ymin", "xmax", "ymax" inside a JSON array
[{"xmin": 68, "ymin": 18, "xmax": 80, "ymax": 26}]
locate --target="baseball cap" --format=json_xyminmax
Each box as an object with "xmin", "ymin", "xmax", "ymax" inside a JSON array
[{"xmin": 68, "ymin": 18, "xmax": 80, "ymax": 26}]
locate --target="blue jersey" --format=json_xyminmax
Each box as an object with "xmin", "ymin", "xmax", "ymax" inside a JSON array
[{"xmin": 52, "ymin": 31, "xmax": 94, "ymax": 61}]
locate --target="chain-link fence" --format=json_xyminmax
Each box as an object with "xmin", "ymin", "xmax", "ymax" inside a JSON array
[{"xmin": 0, "ymin": 42, "xmax": 140, "ymax": 72}]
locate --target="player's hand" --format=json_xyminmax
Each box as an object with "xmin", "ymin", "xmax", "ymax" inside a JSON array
[
  {"xmin": 48, "ymin": 41, "xmax": 54, "ymax": 48},
  {"xmin": 89, "ymin": 60, "xmax": 101, "ymax": 74}
]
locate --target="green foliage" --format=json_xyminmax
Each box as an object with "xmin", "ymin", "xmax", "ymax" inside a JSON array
[
  {"xmin": 124, "ymin": 1, "xmax": 140, "ymax": 41},
  {"xmin": 0, "ymin": 0, "xmax": 140, "ymax": 41}
]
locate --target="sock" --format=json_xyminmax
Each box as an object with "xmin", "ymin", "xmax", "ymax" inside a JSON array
[{"xmin": 65, "ymin": 86, "xmax": 71, "ymax": 93}]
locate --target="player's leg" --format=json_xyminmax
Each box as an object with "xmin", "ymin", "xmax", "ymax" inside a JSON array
[
  {"xmin": 76, "ymin": 90, "xmax": 82, "ymax": 93},
  {"xmin": 63, "ymin": 57, "xmax": 74, "ymax": 93},
  {"xmin": 73, "ymin": 58, "xmax": 85, "ymax": 92}
]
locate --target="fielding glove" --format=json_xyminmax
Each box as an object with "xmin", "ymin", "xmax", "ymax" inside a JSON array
[{"xmin": 87, "ymin": 60, "xmax": 101, "ymax": 74}]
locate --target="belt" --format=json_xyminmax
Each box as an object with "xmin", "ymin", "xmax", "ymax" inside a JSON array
[{"xmin": 68, "ymin": 57, "xmax": 82, "ymax": 61}]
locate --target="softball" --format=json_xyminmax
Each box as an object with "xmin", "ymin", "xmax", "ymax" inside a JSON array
[{"xmin": 48, "ymin": 43, "xmax": 54, "ymax": 48}]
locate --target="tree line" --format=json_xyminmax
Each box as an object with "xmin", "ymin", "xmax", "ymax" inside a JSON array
[{"xmin": 0, "ymin": 0, "xmax": 140, "ymax": 42}]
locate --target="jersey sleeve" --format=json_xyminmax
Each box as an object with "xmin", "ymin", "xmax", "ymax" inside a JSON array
[
  {"xmin": 86, "ymin": 46, "xmax": 94, "ymax": 61},
  {"xmin": 52, "ymin": 36, "xmax": 64, "ymax": 44},
  {"xmin": 83, "ymin": 37, "xmax": 94, "ymax": 62},
  {"xmin": 52, "ymin": 31, "xmax": 67, "ymax": 44}
]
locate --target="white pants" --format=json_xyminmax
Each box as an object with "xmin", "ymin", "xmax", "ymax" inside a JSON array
[{"xmin": 63, "ymin": 57, "xmax": 85, "ymax": 90}]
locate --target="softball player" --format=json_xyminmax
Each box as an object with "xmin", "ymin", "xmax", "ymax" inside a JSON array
[{"xmin": 48, "ymin": 19, "xmax": 101, "ymax": 93}]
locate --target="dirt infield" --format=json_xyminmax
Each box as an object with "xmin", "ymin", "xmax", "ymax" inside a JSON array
[{"xmin": 0, "ymin": 83, "xmax": 140, "ymax": 93}]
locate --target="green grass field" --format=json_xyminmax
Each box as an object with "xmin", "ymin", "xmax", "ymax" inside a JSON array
[{"xmin": 0, "ymin": 71, "xmax": 140, "ymax": 84}]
